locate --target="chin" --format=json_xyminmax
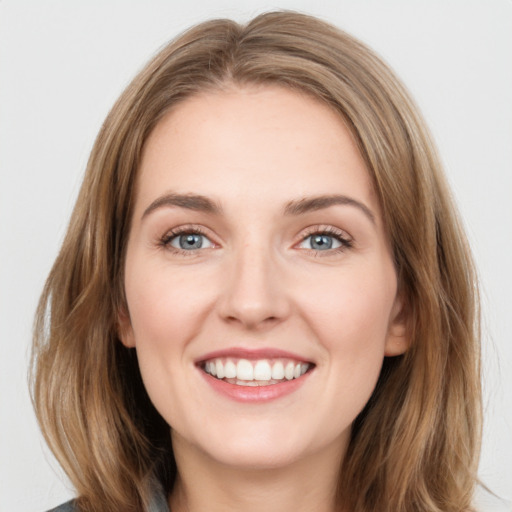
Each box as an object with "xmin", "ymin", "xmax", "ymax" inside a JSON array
[
  {"xmin": 174, "ymin": 414, "xmax": 346, "ymax": 471},
  {"xmin": 202, "ymin": 438, "xmax": 310, "ymax": 470}
]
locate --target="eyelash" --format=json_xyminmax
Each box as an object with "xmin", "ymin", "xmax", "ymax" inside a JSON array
[
  {"xmin": 158, "ymin": 225, "xmax": 353, "ymax": 256},
  {"xmin": 298, "ymin": 226, "xmax": 353, "ymax": 256},
  {"xmin": 158, "ymin": 225, "xmax": 214, "ymax": 256}
]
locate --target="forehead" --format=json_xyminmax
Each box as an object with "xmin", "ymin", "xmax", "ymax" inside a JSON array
[{"xmin": 135, "ymin": 85, "xmax": 376, "ymax": 215}]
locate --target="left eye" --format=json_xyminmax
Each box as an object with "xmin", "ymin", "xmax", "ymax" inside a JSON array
[
  {"xmin": 299, "ymin": 234, "xmax": 344, "ymax": 251},
  {"xmin": 169, "ymin": 233, "xmax": 213, "ymax": 250}
]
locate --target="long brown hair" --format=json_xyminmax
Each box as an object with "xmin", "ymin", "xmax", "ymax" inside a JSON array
[{"xmin": 31, "ymin": 11, "xmax": 481, "ymax": 512}]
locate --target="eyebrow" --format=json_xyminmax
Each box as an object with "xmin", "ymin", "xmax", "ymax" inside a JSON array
[
  {"xmin": 142, "ymin": 192, "xmax": 222, "ymax": 219},
  {"xmin": 142, "ymin": 192, "xmax": 375, "ymax": 224},
  {"xmin": 284, "ymin": 195, "xmax": 375, "ymax": 224}
]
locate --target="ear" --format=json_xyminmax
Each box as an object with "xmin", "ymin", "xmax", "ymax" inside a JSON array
[
  {"xmin": 384, "ymin": 294, "xmax": 410, "ymax": 356},
  {"xmin": 117, "ymin": 307, "xmax": 136, "ymax": 348}
]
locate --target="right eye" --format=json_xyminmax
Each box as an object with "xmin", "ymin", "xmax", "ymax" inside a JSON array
[{"xmin": 166, "ymin": 232, "xmax": 214, "ymax": 251}]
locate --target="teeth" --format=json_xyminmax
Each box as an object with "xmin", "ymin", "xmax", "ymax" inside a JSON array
[
  {"xmin": 284, "ymin": 362, "xmax": 295, "ymax": 380},
  {"xmin": 203, "ymin": 357, "xmax": 311, "ymax": 384},
  {"xmin": 215, "ymin": 359, "xmax": 225, "ymax": 379},
  {"xmin": 254, "ymin": 360, "xmax": 272, "ymax": 380},
  {"xmin": 237, "ymin": 359, "xmax": 254, "ymax": 381},
  {"xmin": 224, "ymin": 360, "xmax": 237, "ymax": 379},
  {"xmin": 207, "ymin": 361, "xmax": 217, "ymax": 376},
  {"xmin": 271, "ymin": 361, "xmax": 284, "ymax": 380},
  {"xmin": 239, "ymin": 380, "xmax": 258, "ymax": 386}
]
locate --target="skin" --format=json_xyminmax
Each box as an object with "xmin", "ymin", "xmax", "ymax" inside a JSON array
[{"xmin": 119, "ymin": 85, "xmax": 408, "ymax": 512}]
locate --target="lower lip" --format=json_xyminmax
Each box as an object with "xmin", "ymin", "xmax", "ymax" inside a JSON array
[{"xmin": 199, "ymin": 369, "xmax": 311, "ymax": 403}]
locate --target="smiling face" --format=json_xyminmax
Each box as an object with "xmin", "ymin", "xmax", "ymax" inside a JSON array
[{"xmin": 119, "ymin": 85, "xmax": 408, "ymax": 471}]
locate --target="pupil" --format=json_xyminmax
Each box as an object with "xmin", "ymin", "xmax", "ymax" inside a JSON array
[
  {"xmin": 312, "ymin": 235, "xmax": 332, "ymax": 250},
  {"xmin": 180, "ymin": 234, "xmax": 202, "ymax": 249}
]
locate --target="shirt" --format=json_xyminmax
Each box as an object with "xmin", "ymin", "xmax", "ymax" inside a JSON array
[{"xmin": 46, "ymin": 487, "xmax": 170, "ymax": 512}]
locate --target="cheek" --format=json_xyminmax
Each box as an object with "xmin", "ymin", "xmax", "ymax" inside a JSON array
[
  {"xmin": 124, "ymin": 268, "xmax": 208, "ymax": 427},
  {"xmin": 299, "ymin": 264, "xmax": 396, "ymax": 390},
  {"xmin": 123, "ymin": 268, "xmax": 201, "ymax": 392},
  {"xmin": 304, "ymin": 266, "xmax": 395, "ymax": 343},
  {"xmin": 126, "ymin": 263, "xmax": 215, "ymax": 346},
  {"xmin": 296, "ymin": 270, "xmax": 395, "ymax": 435}
]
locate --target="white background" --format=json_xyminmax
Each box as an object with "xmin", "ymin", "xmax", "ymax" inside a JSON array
[{"xmin": 1, "ymin": 1, "xmax": 511, "ymax": 511}]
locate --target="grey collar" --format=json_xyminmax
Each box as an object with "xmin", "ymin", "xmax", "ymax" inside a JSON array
[{"xmin": 149, "ymin": 483, "xmax": 170, "ymax": 512}]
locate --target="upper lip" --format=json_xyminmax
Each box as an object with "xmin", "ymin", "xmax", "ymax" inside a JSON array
[{"xmin": 195, "ymin": 347, "xmax": 313, "ymax": 364}]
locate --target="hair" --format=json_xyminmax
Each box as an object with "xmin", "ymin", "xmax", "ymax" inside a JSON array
[{"xmin": 31, "ymin": 10, "xmax": 481, "ymax": 512}]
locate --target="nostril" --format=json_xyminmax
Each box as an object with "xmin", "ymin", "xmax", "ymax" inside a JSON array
[{"xmin": 224, "ymin": 313, "xmax": 281, "ymax": 329}]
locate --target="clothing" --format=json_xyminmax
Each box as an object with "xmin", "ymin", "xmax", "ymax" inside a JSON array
[
  {"xmin": 47, "ymin": 503, "xmax": 74, "ymax": 512},
  {"xmin": 46, "ymin": 487, "xmax": 170, "ymax": 512}
]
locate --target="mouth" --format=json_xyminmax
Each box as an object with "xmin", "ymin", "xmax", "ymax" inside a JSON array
[{"xmin": 198, "ymin": 357, "xmax": 313, "ymax": 386}]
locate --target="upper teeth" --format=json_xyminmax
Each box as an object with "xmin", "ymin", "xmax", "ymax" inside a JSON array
[{"xmin": 203, "ymin": 358, "xmax": 310, "ymax": 383}]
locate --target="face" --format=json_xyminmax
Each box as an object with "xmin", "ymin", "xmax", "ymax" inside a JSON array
[{"xmin": 119, "ymin": 85, "xmax": 408, "ymax": 470}]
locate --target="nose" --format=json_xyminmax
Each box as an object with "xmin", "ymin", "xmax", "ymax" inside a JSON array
[{"xmin": 217, "ymin": 242, "xmax": 291, "ymax": 330}]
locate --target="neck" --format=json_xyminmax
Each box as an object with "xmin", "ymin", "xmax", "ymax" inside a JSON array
[{"xmin": 168, "ymin": 431, "xmax": 346, "ymax": 512}]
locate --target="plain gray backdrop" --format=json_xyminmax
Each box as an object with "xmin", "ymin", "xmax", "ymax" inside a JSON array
[{"xmin": 1, "ymin": 1, "xmax": 511, "ymax": 510}]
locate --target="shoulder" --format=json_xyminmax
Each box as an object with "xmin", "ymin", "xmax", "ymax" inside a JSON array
[
  {"xmin": 43, "ymin": 491, "xmax": 170, "ymax": 512},
  {"xmin": 46, "ymin": 500, "xmax": 77, "ymax": 512},
  {"xmin": 43, "ymin": 484, "xmax": 169, "ymax": 512}
]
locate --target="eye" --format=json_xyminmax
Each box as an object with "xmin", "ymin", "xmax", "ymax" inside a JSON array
[
  {"xmin": 296, "ymin": 227, "xmax": 353, "ymax": 253},
  {"xmin": 300, "ymin": 234, "xmax": 342, "ymax": 250},
  {"xmin": 161, "ymin": 228, "xmax": 214, "ymax": 253}
]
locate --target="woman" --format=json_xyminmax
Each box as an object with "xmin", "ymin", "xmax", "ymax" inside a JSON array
[{"xmin": 31, "ymin": 11, "xmax": 481, "ymax": 512}]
